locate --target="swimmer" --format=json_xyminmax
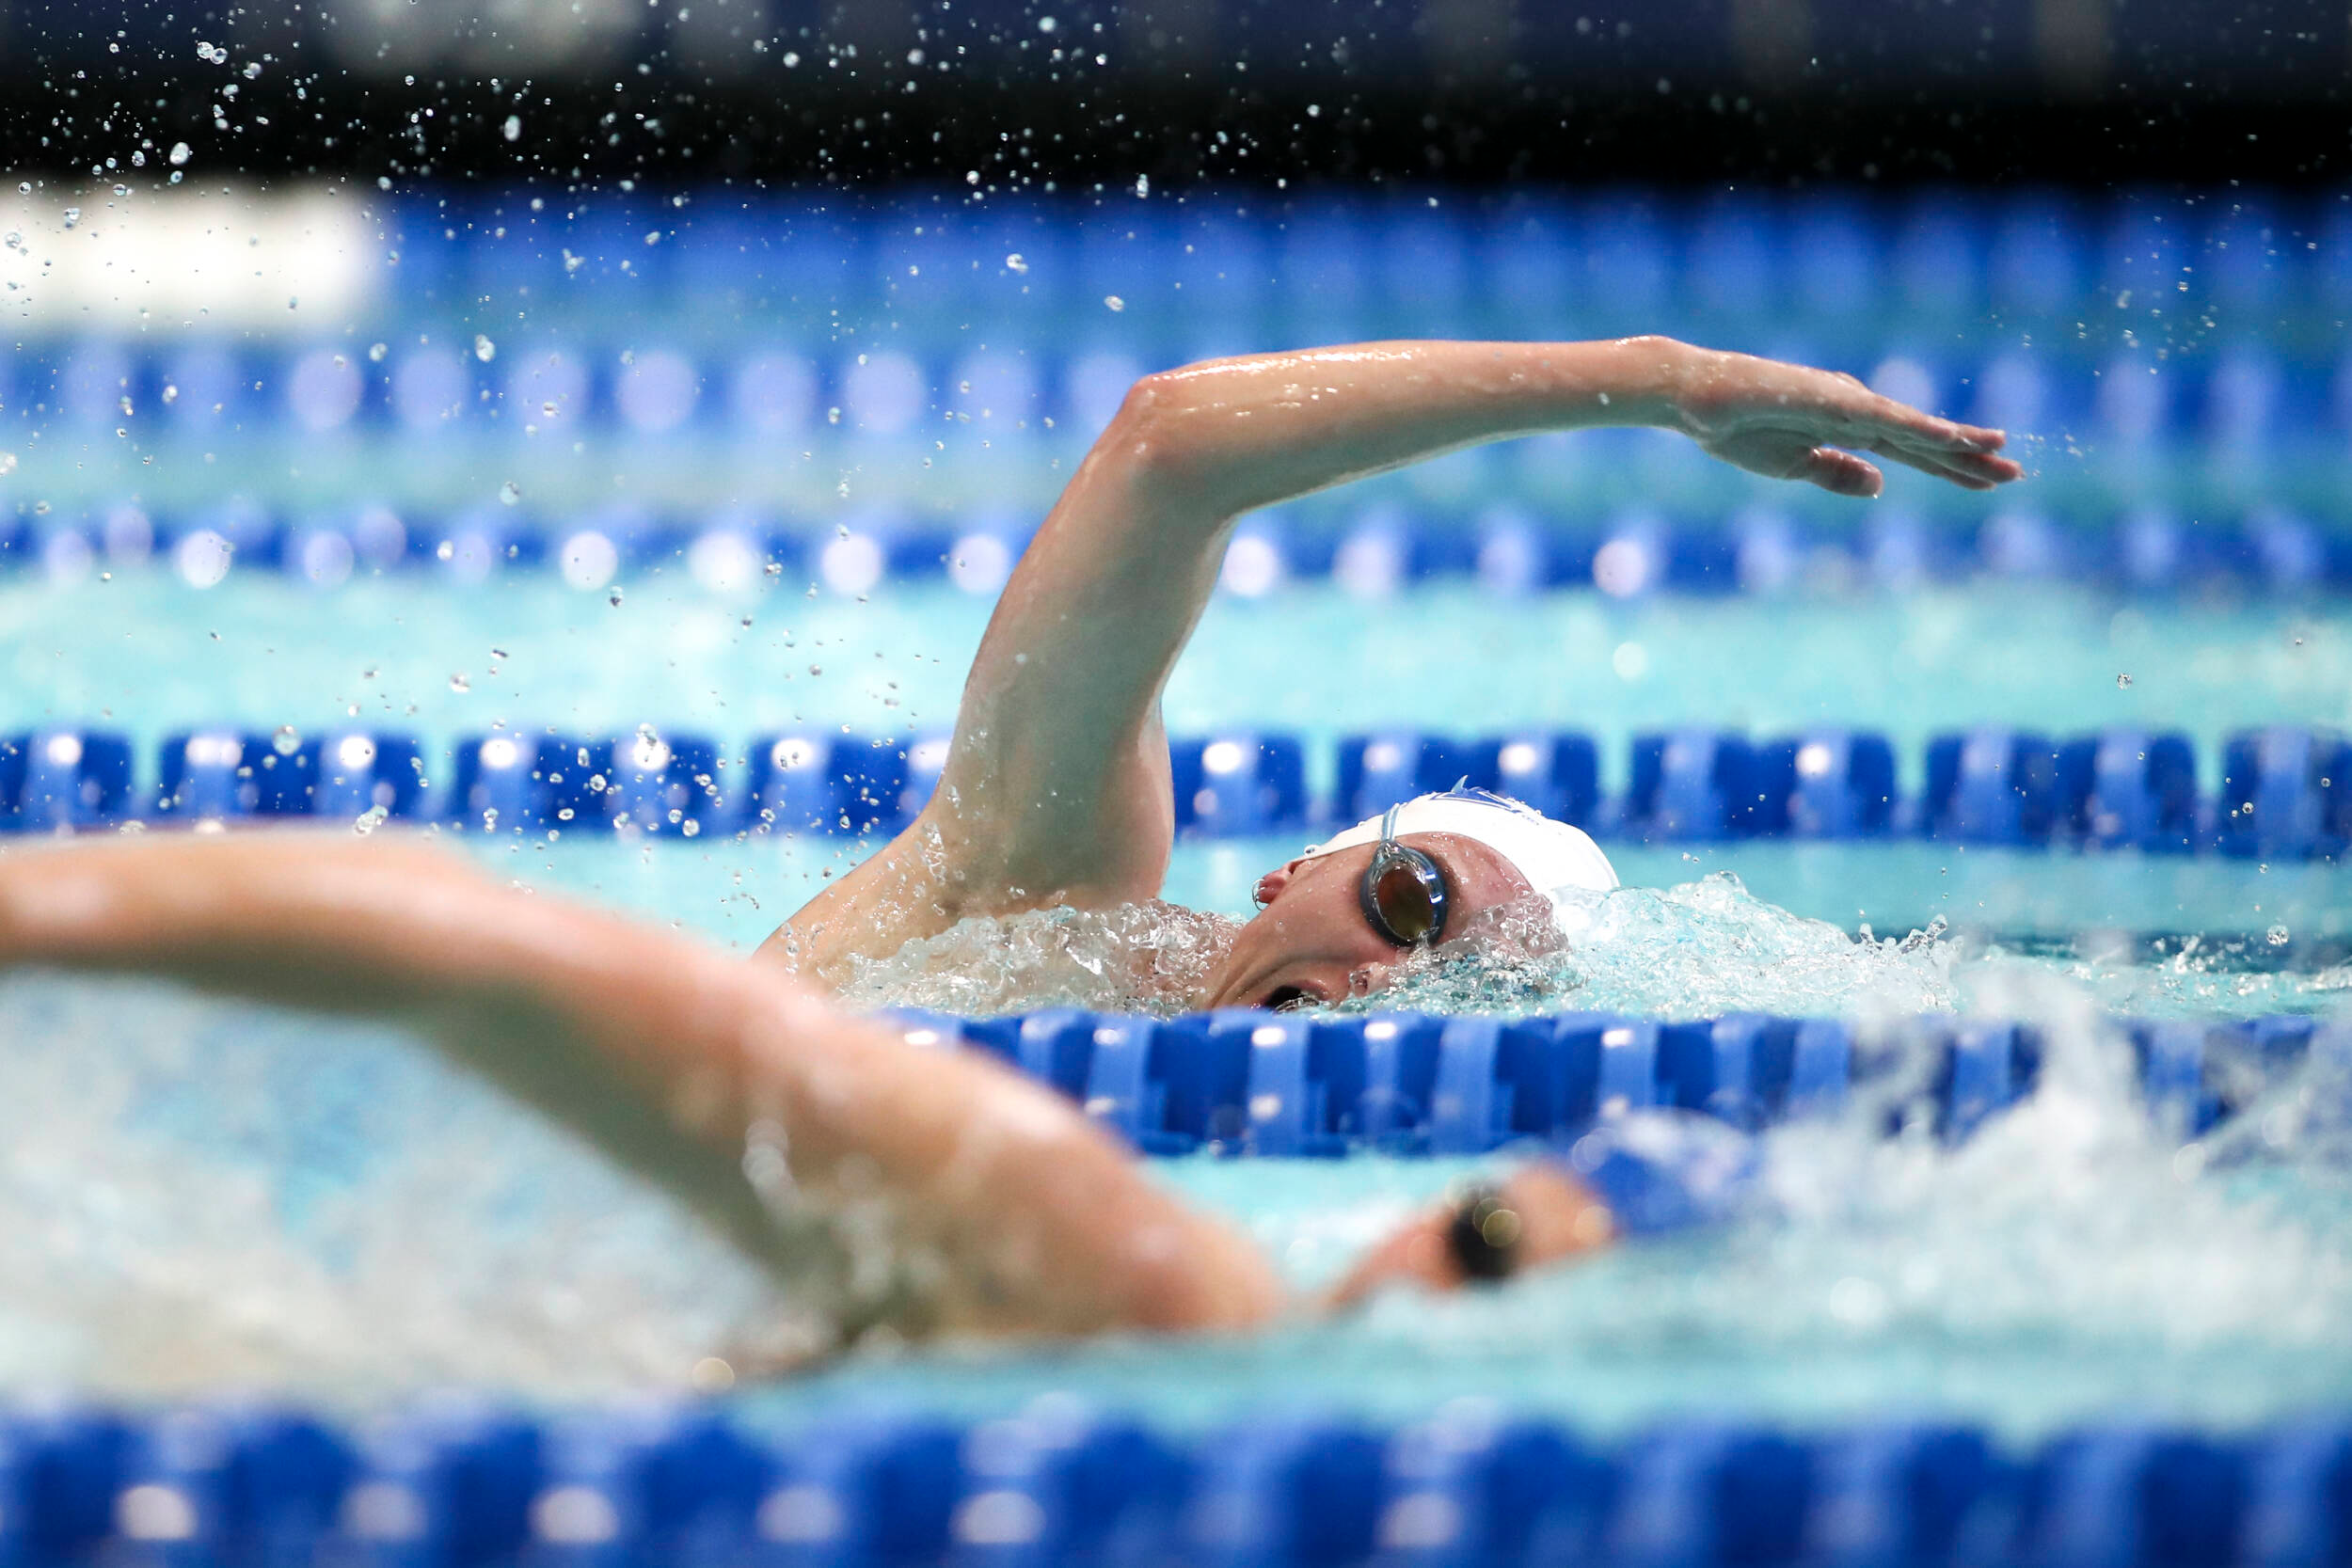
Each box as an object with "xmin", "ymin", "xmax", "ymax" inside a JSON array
[
  {"xmin": 0, "ymin": 339, "xmax": 2018, "ymax": 1355},
  {"xmin": 0, "ymin": 832, "xmax": 1742, "ymax": 1354},
  {"xmin": 762, "ymin": 337, "xmax": 2019, "ymax": 1009}
]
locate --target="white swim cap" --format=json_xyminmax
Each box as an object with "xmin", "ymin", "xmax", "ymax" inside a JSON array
[{"xmin": 1299, "ymin": 786, "xmax": 1618, "ymax": 939}]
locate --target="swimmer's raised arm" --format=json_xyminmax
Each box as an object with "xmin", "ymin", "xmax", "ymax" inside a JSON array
[
  {"xmin": 770, "ymin": 338, "xmax": 2022, "ymax": 982},
  {"xmin": 0, "ymin": 834, "xmax": 1281, "ymax": 1358}
]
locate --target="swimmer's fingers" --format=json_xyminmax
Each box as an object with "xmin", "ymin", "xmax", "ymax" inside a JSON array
[
  {"xmin": 1796, "ymin": 447, "xmax": 1884, "ymax": 498},
  {"xmin": 1698, "ymin": 427, "xmax": 1883, "ymax": 496},
  {"xmin": 1863, "ymin": 437, "xmax": 2026, "ymax": 491}
]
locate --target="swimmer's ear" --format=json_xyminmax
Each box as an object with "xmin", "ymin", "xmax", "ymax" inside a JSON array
[{"xmin": 1252, "ymin": 858, "xmax": 1309, "ymax": 908}]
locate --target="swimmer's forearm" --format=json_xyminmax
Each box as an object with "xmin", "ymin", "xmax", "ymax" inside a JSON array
[{"xmin": 1101, "ymin": 337, "xmax": 1695, "ymax": 520}]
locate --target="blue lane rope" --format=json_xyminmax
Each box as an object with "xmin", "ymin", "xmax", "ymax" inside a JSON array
[
  {"xmin": 4, "ymin": 723, "xmax": 2344, "ymax": 858},
  {"xmin": 10, "ymin": 503, "xmax": 2352, "ymax": 598},
  {"xmin": 879, "ymin": 1008, "xmax": 2330, "ymax": 1158},
  {"xmin": 8, "ymin": 1399, "xmax": 2351, "ymax": 1568}
]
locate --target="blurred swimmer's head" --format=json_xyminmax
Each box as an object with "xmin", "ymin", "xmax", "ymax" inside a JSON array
[{"xmin": 1200, "ymin": 787, "xmax": 1618, "ymax": 1010}]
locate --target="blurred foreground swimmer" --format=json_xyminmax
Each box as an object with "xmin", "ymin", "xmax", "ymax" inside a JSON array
[
  {"xmin": 0, "ymin": 834, "xmax": 1755, "ymax": 1360},
  {"xmin": 759, "ymin": 337, "xmax": 2022, "ymax": 1009}
]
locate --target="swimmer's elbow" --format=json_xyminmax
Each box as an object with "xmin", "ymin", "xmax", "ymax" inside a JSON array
[{"xmin": 1097, "ymin": 372, "xmax": 1230, "ymax": 506}]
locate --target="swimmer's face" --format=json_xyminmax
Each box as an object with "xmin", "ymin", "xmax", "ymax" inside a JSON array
[{"xmin": 1201, "ymin": 832, "xmax": 1542, "ymax": 1010}]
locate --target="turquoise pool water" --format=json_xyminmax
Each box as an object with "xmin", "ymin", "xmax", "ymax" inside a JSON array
[
  {"xmin": 8, "ymin": 563, "xmax": 2348, "ymax": 952},
  {"xmin": 5, "ymin": 973, "xmax": 2347, "ymax": 1440},
  {"xmin": 4, "ymin": 558, "xmax": 2350, "ymax": 1428}
]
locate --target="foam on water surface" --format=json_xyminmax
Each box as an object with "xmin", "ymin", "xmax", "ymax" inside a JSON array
[
  {"xmin": 1, "ymin": 947, "xmax": 2348, "ymax": 1428},
  {"xmin": 833, "ymin": 866, "xmax": 2352, "ymax": 1022},
  {"xmin": 0, "ymin": 975, "xmax": 805, "ymax": 1402}
]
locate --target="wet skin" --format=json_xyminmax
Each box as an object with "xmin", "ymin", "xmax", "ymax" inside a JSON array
[{"xmin": 1200, "ymin": 831, "xmax": 1546, "ymax": 1010}]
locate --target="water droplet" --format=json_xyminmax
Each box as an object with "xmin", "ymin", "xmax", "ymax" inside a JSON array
[
  {"xmin": 2267, "ymin": 924, "xmax": 2291, "ymax": 946},
  {"xmin": 1104, "ymin": 294, "xmax": 1125, "ymax": 311},
  {"xmin": 490, "ymin": 646, "xmax": 509, "ymax": 661},
  {"xmin": 168, "ymin": 141, "xmax": 192, "ymax": 166},
  {"xmin": 271, "ymin": 725, "xmax": 301, "ymax": 755},
  {"xmin": 449, "ymin": 673, "xmax": 470, "ymax": 692},
  {"xmin": 499, "ymin": 480, "xmax": 522, "ymax": 505},
  {"xmin": 0, "ymin": 453, "xmax": 15, "ymax": 477},
  {"xmin": 1005, "ymin": 252, "xmax": 1028, "ymax": 274},
  {"xmin": 1134, "ymin": 173, "xmax": 1149, "ymax": 197},
  {"xmin": 608, "ymin": 589, "xmax": 625, "ymax": 608},
  {"xmin": 367, "ymin": 342, "xmax": 387, "ymax": 361},
  {"xmin": 352, "ymin": 804, "xmax": 389, "ymax": 835},
  {"xmin": 2116, "ymin": 673, "xmax": 2133, "ymax": 689},
  {"xmin": 60, "ymin": 207, "xmax": 81, "ymax": 230},
  {"xmin": 474, "ymin": 334, "xmax": 496, "ymax": 362},
  {"xmin": 161, "ymin": 384, "xmax": 179, "ymax": 403},
  {"xmin": 14, "ymin": 182, "xmax": 28, "ymax": 196},
  {"xmin": 501, "ymin": 114, "xmax": 522, "ymax": 142}
]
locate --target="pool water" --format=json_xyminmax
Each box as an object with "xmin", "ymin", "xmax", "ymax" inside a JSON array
[
  {"xmin": 4, "ymin": 544, "xmax": 2351, "ymax": 1430},
  {"xmin": 5, "ymin": 969, "xmax": 2348, "ymax": 1442}
]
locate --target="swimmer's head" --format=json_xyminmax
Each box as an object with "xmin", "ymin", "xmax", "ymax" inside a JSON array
[{"xmin": 1200, "ymin": 786, "xmax": 1618, "ymax": 1010}]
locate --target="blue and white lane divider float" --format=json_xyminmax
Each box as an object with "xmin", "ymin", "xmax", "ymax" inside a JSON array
[
  {"xmin": 14, "ymin": 503, "xmax": 2352, "ymax": 599},
  {"xmin": 875, "ymin": 1009, "xmax": 2333, "ymax": 1158},
  {"xmin": 5, "ymin": 723, "xmax": 2346, "ymax": 859},
  {"xmin": 11, "ymin": 1398, "xmax": 2352, "ymax": 1568}
]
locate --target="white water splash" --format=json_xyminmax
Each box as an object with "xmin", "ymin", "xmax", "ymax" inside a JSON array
[
  {"xmin": 0, "ymin": 975, "xmax": 817, "ymax": 1402},
  {"xmin": 835, "ymin": 900, "xmax": 1241, "ymax": 1018}
]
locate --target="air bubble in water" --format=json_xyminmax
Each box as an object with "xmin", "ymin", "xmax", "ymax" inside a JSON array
[
  {"xmin": 15, "ymin": 182, "xmax": 28, "ymax": 196},
  {"xmin": 499, "ymin": 480, "xmax": 521, "ymax": 505},
  {"xmin": 1005, "ymin": 253, "xmax": 1028, "ymax": 273},
  {"xmin": 609, "ymin": 589, "xmax": 625, "ymax": 608},
  {"xmin": 243, "ymin": 61, "xmax": 262, "ymax": 79},
  {"xmin": 2268, "ymin": 924, "xmax": 2291, "ymax": 946},
  {"xmin": 268, "ymin": 726, "xmax": 299, "ymax": 756},
  {"xmin": 2116, "ymin": 673, "xmax": 2133, "ymax": 689},
  {"xmin": 61, "ymin": 208, "xmax": 81, "ymax": 230},
  {"xmin": 351, "ymin": 803, "xmax": 389, "ymax": 835},
  {"xmin": 474, "ymin": 334, "xmax": 496, "ymax": 362},
  {"xmin": 367, "ymin": 342, "xmax": 387, "ymax": 361},
  {"xmin": 502, "ymin": 115, "xmax": 522, "ymax": 142},
  {"xmin": 168, "ymin": 142, "xmax": 192, "ymax": 166},
  {"xmin": 0, "ymin": 453, "xmax": 17, "ymax": 476},
  {"xmin": 449, "ymin": 673, "xmax": 470, "ymax": 693},
  {"xmin": 1104, "ymin": 294, "xmax": 1125, "ymax": 311}
]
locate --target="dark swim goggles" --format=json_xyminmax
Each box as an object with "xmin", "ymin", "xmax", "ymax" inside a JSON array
[{"xmin": 1358, "ymin": 802, "xmax": 1452, "ymax": 947}]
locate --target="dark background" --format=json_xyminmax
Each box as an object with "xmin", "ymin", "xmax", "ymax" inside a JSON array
[{"xmin": 3, "ymin": 0, "xmax": 2346, "ymax": 191}]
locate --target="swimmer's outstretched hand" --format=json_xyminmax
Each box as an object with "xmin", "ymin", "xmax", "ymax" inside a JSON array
[{"xmin": 1669, "ymin": 344, "xmax": 2026, "ymax": 498}]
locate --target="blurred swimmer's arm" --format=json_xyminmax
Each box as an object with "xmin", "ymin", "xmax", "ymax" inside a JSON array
[
  {"xmin": 0, "ymin": 834, "xmax": 1285, "ymax": 1350},
  {"xmin": 765, "ymin": 339, "xmax": 2019, "ymax": 984}
]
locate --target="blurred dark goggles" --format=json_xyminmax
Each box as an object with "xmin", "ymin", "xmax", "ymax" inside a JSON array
[{"xmin": 1359, "ymin": 803, "xmax": 1451, "ymax": 947}]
